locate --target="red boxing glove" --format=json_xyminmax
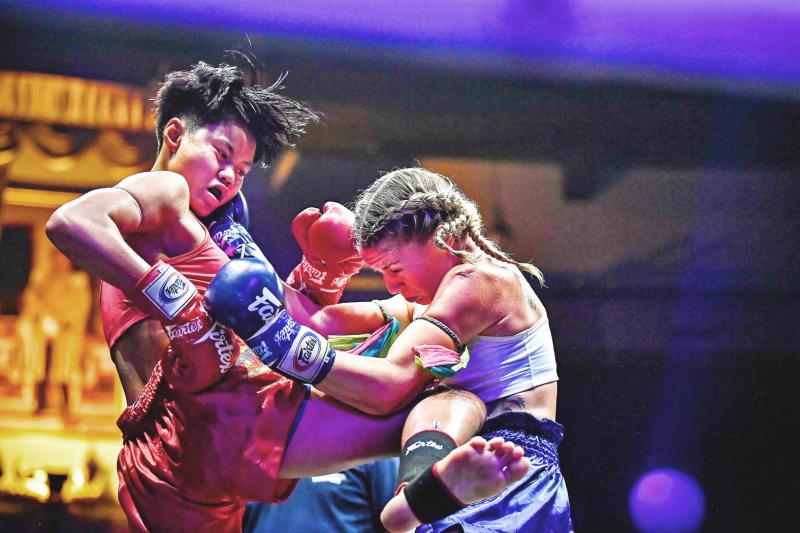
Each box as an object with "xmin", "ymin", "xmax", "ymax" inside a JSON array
[
  {"xmin": 134, "ymin": 262, "xmax": 239, "ymax": 392},
  {"xmin": 286, "ymin": 202, "xmax": 364, "ymax": 306}
]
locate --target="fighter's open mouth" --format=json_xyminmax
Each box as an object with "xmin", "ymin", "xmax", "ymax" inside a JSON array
[{"xmin": 208, "ymin": 187, "xmax": 223, "ymax": 201}]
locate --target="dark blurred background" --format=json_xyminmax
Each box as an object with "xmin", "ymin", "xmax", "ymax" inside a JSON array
[{"xmin": 0, "ymin": 1, "xmax": 798, "ymax": 531}]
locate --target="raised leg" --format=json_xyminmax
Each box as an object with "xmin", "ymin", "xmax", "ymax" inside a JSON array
[
  {"xmin": 396, "ymin": 387, "xmax": 487, "ymax": 489},
  {"xmin": 279, "ymin": 388, "xmax": 408, "ymax": 478},
  {"xmin": 381, "ymin": 436, "xmax": 531, "ymax": 532},
  {"xmin": 401, "ymin": 387, "xmax": 487, "ymax": 445},
  {"xmin": 379, "ymin": 388, "xmax": 489, "ymax": 532}
]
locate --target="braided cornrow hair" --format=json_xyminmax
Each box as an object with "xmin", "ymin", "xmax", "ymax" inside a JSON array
[
  {"xmin": 466, "ymin": 212, "xmax": 545, "ymax": 285},
  {"xmin": 352, "ymin": 167, "xmax": 545, "ymax": 286}
]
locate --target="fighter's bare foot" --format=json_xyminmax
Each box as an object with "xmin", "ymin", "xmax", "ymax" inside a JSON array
[
  {"xmin": 434, "ymin": 436, "xmax": 531, "ymax": 504},
  {"xmin": 380, "ymin": 437, "xmax": 531, "ymax": 532}
]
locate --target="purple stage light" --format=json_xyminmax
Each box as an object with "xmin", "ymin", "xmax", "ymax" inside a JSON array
[
  {"xmin": 13, "ymin": 0, "xmax": 800, "ymax": 92},
  {"xmin": 629, "ymin": 468, "xmax": 705, "ymax": 533}
]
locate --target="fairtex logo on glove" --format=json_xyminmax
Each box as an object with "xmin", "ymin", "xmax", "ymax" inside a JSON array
[
  {"xmin": 165, "ymin": 317, "xmax": 204, "ymax": 340},
  {"xmin": 213, "ymin": 225, "xmax": 247, "ymax": 243},
  {"xmin": 294, "ymin": 335, "xmax": 320, "ymax": 371},
  {"xmin": 211, "ymin": 224, "xmax": 251, "ymax": 253},
  {"xmin": 247, "ymin": 287, "xmax": 283, "ymax": 332},
  {"xmin": 276, "ymin": 329, "xmax": 331, "ymax": 382},
  {"xmin": 141, "ymin": 263, "xmax": 197, "ymax": 320},
  {"xmin": 161, "ymin": 274, "xmax": 189, "ymax": 302},
  {"xmin": 274, "ymin": 321, "xmax": 297, "ymax": 344},
  {"xmin": 195, "ymin": 322, "xmax": 236, "ymax": 374},
  {"xmin": 300, "ymin": 260, "xmax": 328, "ymax": 284}
]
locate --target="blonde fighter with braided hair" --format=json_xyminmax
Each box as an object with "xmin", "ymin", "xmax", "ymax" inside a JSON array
[
  {"xmin": 258, "ymin": 167, "xmax": 572, "ymax": 532},
  {"xmin": 354, "ymin": 167, "xmax": 544, "ymax": 283}
]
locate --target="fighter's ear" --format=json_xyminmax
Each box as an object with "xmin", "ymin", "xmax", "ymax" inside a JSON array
[
  {"xmin": 163, "ymin": 117, "xmax": 186, "ymax": 156},
  {"xmin": 432, "ymin": 226, "xmax": 456, "ymax": 250},
  {"xmin": 440, "ymin": 228, "xmax": 463, "ymax": 251}
]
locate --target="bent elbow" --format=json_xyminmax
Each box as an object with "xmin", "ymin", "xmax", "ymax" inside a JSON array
[{"xmin": 45, "ymin": 208, "xmax": 73, "ymax": 247}]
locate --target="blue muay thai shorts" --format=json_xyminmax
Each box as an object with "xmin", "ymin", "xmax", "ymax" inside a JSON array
[{"xmin": 416, "ymin": 412, "xmax": 574, "ymax": 533}]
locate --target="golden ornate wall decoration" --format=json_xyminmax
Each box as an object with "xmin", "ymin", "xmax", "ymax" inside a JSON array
[
  {"xmin": 95, "ymin": 129, "xmax": 152, "ymax": 168},
  {"xmin": 2, "ymin": 187, "xmax": 81, "ymax": 209},
  {"xmin": 0, "ymin": 120, "xmax": 19, "ymax": 168},
  {"xmin": 0, "ymin": 72, "xmax": 154, "ymax": 189},
  {"xmin": 0, "ymin": 71, "xmax": 153, "ymax": 132},
  {"xmin": 0, "ymin": 120, "xmax": 152, "ymax": 189},
  {"xmin": 28, "ymin": 123, "xmax": 98, "ymax": 158},
  {"xmin": 0, "ymin": 72, "xmax": 148, "ymax": 511}
]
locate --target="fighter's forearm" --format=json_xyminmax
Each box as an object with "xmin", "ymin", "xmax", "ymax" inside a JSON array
[
  {"xmin": 284, "ymin": 283, "xmax": 386, "ymax": 337},
  {"xmin": 206, "ymin": 257, "xmax": 429, "ymax": 412}
]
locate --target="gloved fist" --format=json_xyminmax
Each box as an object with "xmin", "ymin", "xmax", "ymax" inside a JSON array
[
  {"xmin": 200, "ymin": 190, "xmax": 250, "ymax": 230},
  {"xmin": 286, "ymin": 202, "xmax": 364, "ymax": 306},
  {"xmin": 206, "ymin": 257, "xmax": 336, "ymax": 385},
  {"xmin": 200, "ymin": 191, "xmax": 265, "ymax": 260},
  {"xmin": 134, "ymin": 262, "xmax": 239, "ymax": 392}
]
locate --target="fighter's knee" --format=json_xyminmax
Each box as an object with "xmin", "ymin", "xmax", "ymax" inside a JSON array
[
  {"xmin": 448, "ymin": 388, "xmax": 487, "ymax": 419},
  {"xmin": 414, "ymin": 387, "xmax": 487, "ymax": 421},
  {"xmin": 402, "ymin": 387, "xmax": 486, "ymax": 445}
]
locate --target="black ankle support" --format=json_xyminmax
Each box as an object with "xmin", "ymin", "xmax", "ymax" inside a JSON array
[
  {"xmin": 403, "ymin": 464, "xmax": 465, "ymax": 524},
  {"xmin": 398, "ymin": 430, "xmax": 457, "ymax": 486}
]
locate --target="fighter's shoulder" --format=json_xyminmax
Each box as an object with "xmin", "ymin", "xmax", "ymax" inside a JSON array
[
  {"xmin": 433, "ymin": 259, "xmax": 508, "ymax": 315},
  {"xmin": 116, "ymin": 171, "xmax": 187, "ymax": 197},
  {"xmin": 116, "ymin": 171, "xmax": 189, "ymax": 216},
  {"xmin": 441, "ymin": 259, "xmax": 496, "ymax": 292},
  {"xmin": 427, "ymin": 264, "xmax": 499, "ymax": 340},
  {"xmin": 454, "ymin": 256, "xmax": 520, "ymax": 286}
]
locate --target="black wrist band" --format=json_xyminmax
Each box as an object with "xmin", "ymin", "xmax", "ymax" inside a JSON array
[
  {"xmin": 398, "ymin": 430, "xmax": 457, "ymax": 485},
  {"xmin": 403, "ymin": 464, "xmax": 465, "ymax": 524}
]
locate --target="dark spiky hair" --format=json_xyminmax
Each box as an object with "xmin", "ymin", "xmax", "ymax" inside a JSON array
[{"xmin": 154, "ymin": 55, "xmax": 319, "ymax": 165}]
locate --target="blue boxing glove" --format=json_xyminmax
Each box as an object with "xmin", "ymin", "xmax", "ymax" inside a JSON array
[
  {"xmin": 200, "ymin": 190, "xmax": 250, "ymax": 229},
  {"xmin": 205, "ymin": 257, "xmax": 336, "ymax": 385},
  {"xmin": 200, "ymin": 191, "xmax": 265, "ymax": 260}
]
